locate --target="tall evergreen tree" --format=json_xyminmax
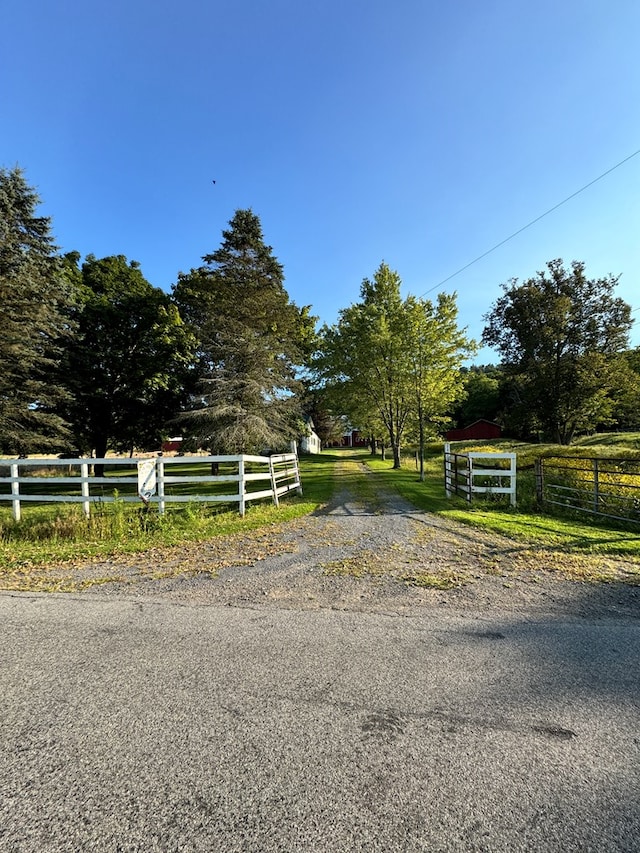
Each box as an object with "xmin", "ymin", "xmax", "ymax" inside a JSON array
[
  {"xmin": 173, "ymin": 209, "xmax": 314, "ymax": 453},
  {"xmin": 0, "ymin": 167, "xmax": 74, "ymax": 453}
]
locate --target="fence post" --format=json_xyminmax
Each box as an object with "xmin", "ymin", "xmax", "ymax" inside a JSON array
[
  {"xmin": 508, "ymin": 454, "xmax": 517, "ymax": 507},
  {"xmin": 10, "ymin": 462, "xmax": 20, "ymax": 522},
  {"xmin": 535, "ymin": 458, "xmax": 544, "ymax": 505},
  {"xmin": 465, "ymin": 455, "xmax": 473, "ymax": 504},
  {"xmin": 593, "ymin": 458, "xmax": 599, "ymax": 514},
  {"xmin": 294, "ymin": 454, "xmax": 303, "ymax": 496},
  {"xmin": 80, "ymin": 462, "xmax": 90, "ymax": 518},
  {"xmin": 269, "ymin": 456, "xmax": 280, "ymax": 508},
  {"xmin": 238, "ymin": 457, "xmax": 246, "ymax": 517},
  {"xmin": 157, "ymin": 457, "xmax": 165, "ymax": 515},
  {"xmin": 444, "ymin": 443, "xmax": 452, "ymax": 497}
]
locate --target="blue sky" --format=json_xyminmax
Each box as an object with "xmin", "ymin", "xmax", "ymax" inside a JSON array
[{"xmin": 3, "ymin": 0, "xmax": 639, "ymax": 361}]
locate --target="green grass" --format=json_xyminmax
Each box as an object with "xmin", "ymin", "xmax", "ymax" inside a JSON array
[
  {"xmin": 573, "ymin": 432, "xmax": 640, "ymax": 451},
  {"xmin": 0, "ymin": 452, "xmax": 338, "ymax": 572},
  {"xmin": 3, "ymin": 439, "xmax": 640, "ymax": 590},
  {"xmin": 365, "ymin": 437, "xmax": 640, "ymax": 561}
]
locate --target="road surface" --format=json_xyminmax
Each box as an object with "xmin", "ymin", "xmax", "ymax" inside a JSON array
[{"xmin": 1, "ymin": 591, "xmax": 638, "ymax": 852}]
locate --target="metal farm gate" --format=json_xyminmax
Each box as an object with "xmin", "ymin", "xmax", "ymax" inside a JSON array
[{"xmin": 535, "ymin": 455, "xmax": 640, "ymax": 525}]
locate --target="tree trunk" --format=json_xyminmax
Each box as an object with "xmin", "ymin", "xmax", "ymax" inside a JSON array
[
  {"xmin": 380, "ymin": 440, "xmax": 386, "ymax": 461},
  {"xmin": 388, "ymin": 422, "xmax": 400, "ymax": 468},
  {"xmin": 555, "ymin": 424, "xmax": 573, "ymax": 445},
  {"xmin": 392, "ymin": 443, "xmax": 401, "ymax": 469},
  {"xmin": 94, "ymin": 436, "xmax": 108, "ymax": 478}
]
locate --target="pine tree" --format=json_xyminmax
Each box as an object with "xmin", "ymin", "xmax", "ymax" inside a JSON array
[
  {"xmin": 0, "ymin": 167, "xmax": 74, "ymax": 453},
  {"xmin": 173, "ymin": 209, "xmax": 314, "ymax": 453}
]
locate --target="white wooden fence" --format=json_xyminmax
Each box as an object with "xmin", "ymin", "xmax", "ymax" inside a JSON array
[
  {"xmin": 444, "ymin": 443, "xmax": 516, "ymax": 506},
  {"xmin": 0, "ymin": 453, "xmax": 302, "ymax": 521}
]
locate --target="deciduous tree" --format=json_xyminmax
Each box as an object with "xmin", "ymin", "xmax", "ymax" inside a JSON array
[
  {"xmin": 482, "ymin": 259, "xmax": 632, "ymax": 444},
  {"xmin": 300, "ymin": 385, "xmax": 346, "ymax": 449},
  {"xmin": 450, "ymin": 366, "xmax": 503, "ymax": 429},
  {"xmin": 58, "ymin": 254, "xmax": 195, "ymax": 462},
  {"xmin": 405, "ymin": 293, "xmax": 475, "ymax": 479},
  {"xmin": 314, "ymin": 263, "xmax": 473, "ymax": 470},
  {"xmin": 603, "ymin": 348, "xmax": 640, "ymax": 431},
  {"xmin": 314, "ymin": 263, "xmax": 411, "ymax": 468}
]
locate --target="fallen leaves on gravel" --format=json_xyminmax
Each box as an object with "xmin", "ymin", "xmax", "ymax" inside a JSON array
[{"xmin": 0, "ymin": 526, "xmax": 299, "ymax": 593}]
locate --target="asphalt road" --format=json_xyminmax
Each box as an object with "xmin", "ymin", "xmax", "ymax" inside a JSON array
[{"xmin": 1, "ymin": 592, "xmax": 639, "ymax": 852}]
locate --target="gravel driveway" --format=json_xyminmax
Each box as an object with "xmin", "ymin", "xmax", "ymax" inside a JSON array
[{"xmin": 71, "ymin": 459, "xmax": 640, "ymax": 621}]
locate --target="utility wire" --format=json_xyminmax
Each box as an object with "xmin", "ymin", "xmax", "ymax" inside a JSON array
[{"xmin": 420, "ymin": 147, "xmax": 640, "ymax": 298}]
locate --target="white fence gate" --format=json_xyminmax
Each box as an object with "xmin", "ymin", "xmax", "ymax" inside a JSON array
[
  {"xmin": 0, "ymin": 453, "xmax": 302, "ymax": 521},
  {"xmin": 444, "ymin": 443, "xmax": 516, "ymax": 506}
]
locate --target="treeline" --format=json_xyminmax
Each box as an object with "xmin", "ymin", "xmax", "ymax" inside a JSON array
[
  {"xmin": 452, "ymin": 351, "xmax": 640, "ymax": 445},
  {"xmin": 308, "ymin": 263, "xmax": 639, "ymax": 465},
  {"xmin": 458, "ymin": 260, "xmax": 639, "ymax": 443},
  {"xmin": 0, "ymin": 167, "xmax": 313, "ymax": 457},
  {"xmin": 2, "ymin": 166, "xmax": 638, "ymax": 461}
]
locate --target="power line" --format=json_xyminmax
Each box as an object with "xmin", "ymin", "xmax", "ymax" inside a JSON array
[{"xmin": 420, "ymin": 147, "xmax": 640, "ymax": 298}]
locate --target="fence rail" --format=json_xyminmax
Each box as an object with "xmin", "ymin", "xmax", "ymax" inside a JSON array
[
  {"xmin": 535, "ymin": 455, "xmax": 640, "ymax": 525},
  {"xmin": 444, "ymin": 444, "xmax": 516, "ymax": 506},
  {"xmin": 0, "ymin": 453, "xmax": 302, "ymax": 521}
]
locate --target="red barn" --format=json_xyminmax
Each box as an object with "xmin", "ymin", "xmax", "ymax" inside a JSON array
[
  {"xmin": 445, "ymin": 419, "xmax": 502, "ymax": 441},
  {"xmin": 161, "ymin": 437, "xmax": 183, "ymax": 453}
]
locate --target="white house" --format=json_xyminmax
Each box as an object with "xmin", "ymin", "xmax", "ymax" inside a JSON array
[{"xmin": 300, "ymin": 416, "xmax": 322, "ymax": 454}]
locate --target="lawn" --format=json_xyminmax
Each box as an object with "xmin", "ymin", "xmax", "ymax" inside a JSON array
[
  {"xmin": 0, "ymin": 452, "xmax": 339, "ymax": 571},
  {"xmin": 364, "ymin": 435, "xmax": 640, "ymax": 561}
]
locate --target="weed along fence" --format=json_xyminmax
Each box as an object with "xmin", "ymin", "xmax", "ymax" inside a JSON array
[
  {"xmin": 535, "ymin": 455, "xmax": 640, "ymax": 526},
  {"xmin": 0, "ymin": 453, "xmax": 302, "ymax": 521},
  {"xmin": 444, "ymin": 443, "xmax": 517, "ymax": 506}
]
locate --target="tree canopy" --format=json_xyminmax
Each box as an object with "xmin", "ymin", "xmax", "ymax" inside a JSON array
[
  {"xmin": 314, "ymin": 262, "xmax": 474, "ymax": 469},
  {"xmin": 5, "ymin": 163, "xmax": 639, "ymax": 461},
  {"xmin": 172, "ymin": 209, "xmax": 315, "ymax": 453},
  {"xmin": 450, "ymin": 366, "xmax": 503, "ymax": 429},
  {"xmin": 0, "ymin": 167, "xmax": 75, "ymax": 454},
  {"xmin": 57, "ymin": 254, "xmax": 195, "ymax": 459},
  {"xmin": 482, "ymin": 259, "xmax": 633, "ymax": 444},
  {"xmin": 404, "ymin": 291, "xmax": 475, "ymax": 477}
]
